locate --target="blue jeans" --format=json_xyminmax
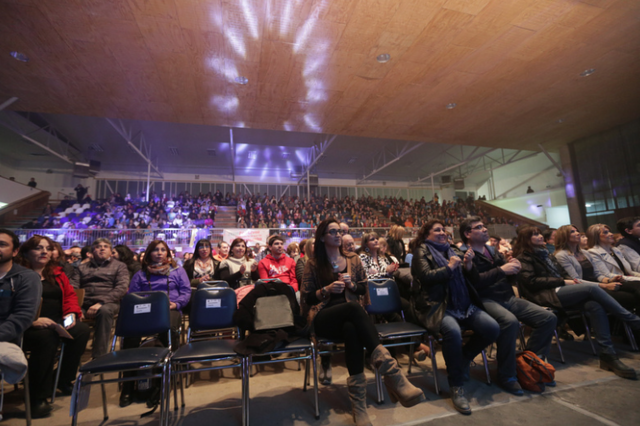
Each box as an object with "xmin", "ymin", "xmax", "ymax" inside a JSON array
[
  {"xmin": 482, "ymin": 297, "xmax": 557, "ymax": 382},
  {"xmin": 557, "ymin": 283, "xmax": 640, "ymax": 355},
  {"xmin": 440, "ymin": 308, "xmax": 500, "ymax": 387}
]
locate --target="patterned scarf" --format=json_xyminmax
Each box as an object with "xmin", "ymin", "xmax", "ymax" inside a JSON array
[
  {"xmin": 424, "ymin": 240, "xmax": 471, "ymax": 314},
  {"xmin": 533, "ymin": 247, "xmax": 561, "ymax": 278},
  {"xmin": 147, "ymin": 261, "xmax": 171, "ymax": 276},
  {"xmin": 194, "ymin": 258, "xmax": 214, "ymax": 278}
]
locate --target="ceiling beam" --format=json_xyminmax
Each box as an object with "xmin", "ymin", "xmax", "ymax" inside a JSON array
[
  {"xmin": 0, "ymin": 97, "xmax": 18, "ymax": 111},
  {"xmin": 538, "ymin": 144, "xmax": 566, "ymax": 178},
  {"xmin": 415, "ymin": 148, "xmax": 497, "ymax": 183},
  {"xmin": 297, "ymin": 135, "xmax": 337, "ymax": 184},
  {"xmin": 106, "ymin": 118, "xmax": 163, "ymax": 179},
  {"xmin": 357, "ymin": 142, "xmax": 423, "ymax": 184},
  {"xmin": 0, "ymin": 111, "xmax": 76, "ymax": 164}
]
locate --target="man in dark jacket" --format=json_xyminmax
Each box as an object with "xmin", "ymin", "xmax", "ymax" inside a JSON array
[
  {"xmin": 460, "ymin": 218, "xmax": 557, "ymax": 395},
  {"xmin": 0, "ymin": 229, "xmax": 48, "ymax": 417},
  {"xmin": 70, "ymin": 238, "xmax": 129, "ymax": 358}
]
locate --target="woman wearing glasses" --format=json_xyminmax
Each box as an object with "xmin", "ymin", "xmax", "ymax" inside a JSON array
[
  {"xmin": 302, "ymin": 219, "xmax": 424, "ymax": 426},
  {"xmin": 17, "ymin": 235, "xmax": 90, "ymax": 418}
]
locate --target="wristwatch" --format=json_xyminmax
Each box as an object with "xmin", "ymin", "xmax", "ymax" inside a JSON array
[{"xmin": 321, "ymin": 286, "xmax": 328, "ymax": 298}]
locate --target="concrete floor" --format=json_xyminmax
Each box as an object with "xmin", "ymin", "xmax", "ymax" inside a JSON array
[{"xmin": 2, "ymin": 337, "xmax": 640, "ymax": 426}]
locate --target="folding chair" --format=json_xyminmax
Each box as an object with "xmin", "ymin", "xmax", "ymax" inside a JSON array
[
  {"xmin": 70, "ymin": 292, "xmax": 172, "ymax": 426},
  {"xmin": 366, "ymin": 278, "xmax": 427, "ymax": 403},
  {"xmin": 197, "ymin": 280, "xmax": 230, "ymax": 289},
  {"xmin": 170, "ymin": 288, "xmax": 246, "ymax": 425},
  {"xmin": 244, "ymin": 282, "xmax": 319, "ymax": 424}
]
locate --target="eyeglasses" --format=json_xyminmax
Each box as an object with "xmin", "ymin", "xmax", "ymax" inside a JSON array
[
  {"xmin": 325, "ymin": 229, "xmax": 345, "ymax": 236},
  {"xmin": 468, "ymin": 224, "xmax": 486, "ymax": 231}
]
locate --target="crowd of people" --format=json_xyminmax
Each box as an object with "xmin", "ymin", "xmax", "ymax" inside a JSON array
[
  {"xmin": 2, "ymin": 215, "xmax": 640, "ymax": 422},
  {"xmin": 25, "ymin": 191, "xmax": 510, "ymax": 231}
]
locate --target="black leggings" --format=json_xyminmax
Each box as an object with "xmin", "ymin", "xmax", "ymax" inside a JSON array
[
  {"xmin": 605, "ymin": 281, "xmax": 640, "ymax": 311},
  {"xmin": 314, "ymin": 302, "xmax": 380, "ymax": 376}
]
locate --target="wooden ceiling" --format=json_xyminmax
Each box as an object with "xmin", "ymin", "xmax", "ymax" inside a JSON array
[{"xmin": 1, "ymin": 0, "xmax": 639, "ymax": 152}]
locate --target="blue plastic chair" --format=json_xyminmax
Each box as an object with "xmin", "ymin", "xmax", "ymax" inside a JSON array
[{"xmin": 70, "ymin": 292, "xmax": 172, "ymax": 426}]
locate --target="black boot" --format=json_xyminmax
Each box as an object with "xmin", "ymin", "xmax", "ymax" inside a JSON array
[
  {"xmin": 119, "ymin": 381, "xmax": 134, "ymax": 407},
  {"xmin": 600, "ymin": 353, "xmax": 638, "ymax": 380},
  {"xmin": 31, "ymin": 399, "xmax": 53, "ymax": 418}
]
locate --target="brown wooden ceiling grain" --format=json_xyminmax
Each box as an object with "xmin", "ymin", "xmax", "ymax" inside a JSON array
[{"xmin": 0, "ymin": 0, "xmax": 639, "ymax": 152}]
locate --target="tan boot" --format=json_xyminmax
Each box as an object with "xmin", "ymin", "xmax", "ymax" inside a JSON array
[
  {"xmin": 347, "ymin": 373, "xmax": 372, "ymax": 426},
  {"xmin": 371, "ymin": 344, "xmax": 425, "ymax": 407}
]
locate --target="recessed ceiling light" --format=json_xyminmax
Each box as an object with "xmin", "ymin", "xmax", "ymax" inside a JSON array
[
  {"xmin": 585, "ymin": 204, "xmax": 592, "ymax": 208},
  {"xmin": 446, "ymin": 103, "xmax": 457, "ymax": 109},
  {"xmin": 10, "ymin": 51, "xmax": 29, "ymax": 62},
  {"xmin": 580, "ymin": 68, "xmax": 596, "ymax": 77},
  {"xmin": 376, "ymin": 54, "xmax": 390, "ymax": 63},
  {"xmin": 235, "ymin": 76, "xmax": 249, "ymax": 84}
]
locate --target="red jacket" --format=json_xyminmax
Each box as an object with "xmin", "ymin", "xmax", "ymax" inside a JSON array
[
  {"xmin": 258, "ymin": 254, "xmax": 299, "ymax": 292},
  {"xmin": 53, "ymin": 266, "xmax": 83, "ymax": 319}
]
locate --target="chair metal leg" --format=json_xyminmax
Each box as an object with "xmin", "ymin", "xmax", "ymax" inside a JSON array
[
  {"xmin": 554, "ymin": 330, "xmax": 566, "ymax": 363},
  {"xmin": 24, "ymin": 368, "xmax": 32, "ymax": 426},
  {"xmin": 623, "ymin": 323, "xmax": 639, "ymax": 351},
  {"xmin": 582, "ymin": 313, "xmax": 597, "ymax": 356},
  {"xmin": 243, "ymin": 357, "xmax": 250, "ymax": 426},
  {"xmin": 428, "ymin": 336, "xmax": 439, "ymax": 395},
  {"xmin": 172, "ymin": 374, "xmax": 179, "ymax": 411},
  {"xmin": 481, "ymin": 350, "xmax": 491, "ymax": 384},
  {"xmin": 100, "ymin": 374, "xmax": 108, "ymax": 420},
  {"xmin": 52, "ymin": 342, "xmax": 65, "ymax": 403},
  {"xmin": 303, "ymin": 356, "xmax": 309, "ymax": 392},
  {"xmin": 71, "ymin": 373, "xmax": 82, "ymax": 426},
  {"xmin": 311, "ymin": 345, "xmax": 319, "ymax": 420},
  {"xmin": 408, "ymin": 342, "xmax": 415, "ymax": 374},
  {"xmin": 179, "ymin": 365, "xmax": 186, "ymax": 407}
]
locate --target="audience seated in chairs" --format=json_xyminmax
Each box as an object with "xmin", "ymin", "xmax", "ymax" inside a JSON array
[
  {"xmin": 0, "ymin": 229, "xmax": 43, "ymax": 418},
  {"xmin": 586, "ymin": 223, "xmax": 640, "ymax": 283},
  {"xmin": 514, "ymin": 225, "xmax": 640, "ymax": 380},
  {"xmin": 459, "ymin": 217, "xmax": 557, "ymax": 396},
  {"xmin": 616, "ymin": 216, "xmax": 640, "ymax": 273},
  {"xmin": 183, "ymin": 239, "xmax": 221, "ymax": 289},
  {"xmin": 119, "ymin": 239, "xmax": 191, "ymax": 408},
  {"xmin": 410, "ymin": 220, "xmax": 500, "ymax": 415},
  {"xmin": 302, "ymin": 218, "xmax": 424, "ymax": 426},
  {"xmin": 554, "ymin": 225, "xmax": 640, "ymax": 313},
  {"xmin": 258, "ymin": 234, "xmax": 299, "ymax": 292},
  {"xmin": 16, "ymin": 235, "xmax": 90, "ymax": 417},
  {"xmin": 217, "ymin": 238, "xmax": 259, "ymax": 289},
  {"xmin": 69, "ymin": 238, "xmax": 129, "ymax": 359}
]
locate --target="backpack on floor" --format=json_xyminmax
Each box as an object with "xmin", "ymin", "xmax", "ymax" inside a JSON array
[{"xmin": 515, "ymin": 350, "xmax": 555, "ymax": 393}]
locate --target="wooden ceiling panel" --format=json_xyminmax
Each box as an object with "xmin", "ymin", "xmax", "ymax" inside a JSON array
[
  {"xmin": 443, "ymin": 0, "xmax": 492, "ymax": 16},
  {"xmin": 385, "ymin": 0, "xmax": 444, "ymax": 37},
  {"xmin": 510, "ymin": 0, "xmax": 575, "ymax": 31},
  {"xmin": 450, "ymin": 0, "xmax": 532, "ymax": 49},
  {"xmin": 1, "ymin": 0, "xmax": 638, "ymax": 153}
]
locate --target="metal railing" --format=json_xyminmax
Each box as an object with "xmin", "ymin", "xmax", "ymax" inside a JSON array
[{"xmin": 9, "ymin": 223, "xmax": 517, "ymax": 250}]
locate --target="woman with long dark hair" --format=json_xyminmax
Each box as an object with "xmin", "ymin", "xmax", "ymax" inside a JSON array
[
  {"xmin": 113, "ymin": 244, "xmax": 141, "ymax": 279},
  {"xmin": 119, "ymin": 239, "xmax": 191, "ymax": 407},
  {"xmin": 410, "ymin": 220, "xmax": 499, "ymax": 415},
  {"xmin": 183, "ymin": 239, "xmax": 220, "ymax": 288},
  {"xmin": 514, "ymin": 225, "xmax": 640, "ymax": 380},
  {"xmin": 17, "ymin": 235, "xmax": 90, "ymax": 418},
  {"xmin": 218, "ymin": 237, "xmax": 259, "ymax": 288},
  {"xmin": 302, "ymin": 218, "xmax": 424, "ymax": 425}
]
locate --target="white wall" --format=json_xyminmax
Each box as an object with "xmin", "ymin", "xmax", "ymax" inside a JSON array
[
  {"xmin": 0, "ymin": 177, "xmax": 44, "ymax": 208},
  {"xmin": 0, "ymin": 163, "xmax": 93, "ymax": 200},
  {"xmin": 485, "ymin": 189, "xmax": 570, "ymax": 228},
  {"xmin": 476, "ymin": 152, "xmax": 565, "ymax": 199}
]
